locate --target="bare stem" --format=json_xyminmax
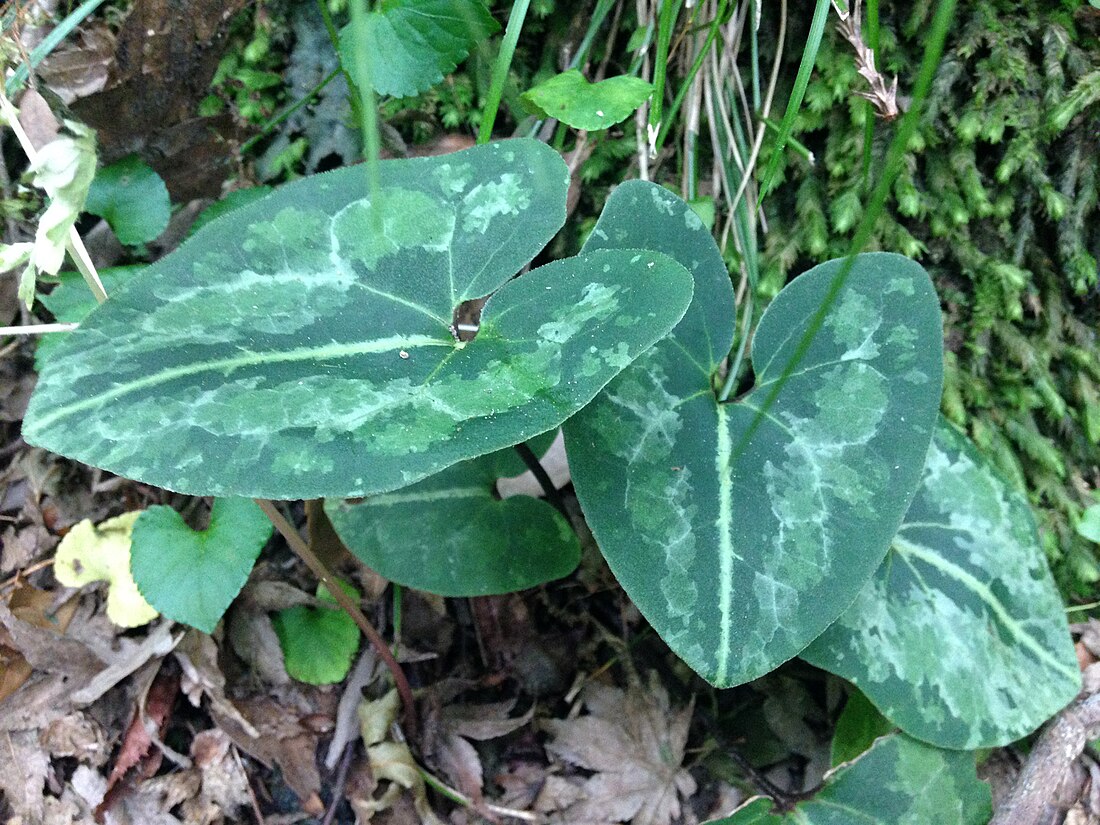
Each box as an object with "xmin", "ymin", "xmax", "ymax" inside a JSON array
[{"xmin": 254, "ymin": 499, "xmax": 417, "ymax": 739}]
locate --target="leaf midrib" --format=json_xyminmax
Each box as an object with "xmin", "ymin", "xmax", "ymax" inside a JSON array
[
  {"xmin": 893, "ymin": 535, "xmax": 1077, "ymax": 680},
  {"xmin": 31, "ymin": 333, "xmax": 455, "ymax": 432}
]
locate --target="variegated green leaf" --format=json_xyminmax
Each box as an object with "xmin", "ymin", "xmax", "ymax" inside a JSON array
[
  {"xmin": 802, "ymin": 419, "xmax": 1080, "ymax": 749},
  {"xmin": 708, "ymin": 733, "xmax": 991, "ymax": 824},
  {"xmin": 23, "ymin": 141, "xmax": 694, "ymax": 500},
  {"xmin": 325, "ymin": 442, "xmax": 579, "ymax": 596},
  {"xmin": 563, "ymin": 182, "xmax": 943, "ymax": 687}
]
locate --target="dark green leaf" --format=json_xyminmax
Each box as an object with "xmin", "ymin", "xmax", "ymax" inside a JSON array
[
  {"xmin": 803, "ymin": 419, "xmax": 1080, "ymax": 749},
  {"xmin": 326, "ymin": 443, "xmax": 579, "ymax": 596},
  {"xmin": 85, "ymin": 155, "xmax": 170, "ymax": 245},
  {"xmin": 189, "ymin": 186, "xmax": 273, "ymax": 236},
  {"xmin": 273, "ymin": 582, "xmax": 360, "ymax": 684},
  {"xmin": 23, "ymin": 140, "xmax": 694, "ymax": 499},
  {"xmin": 709, "ymin": 733, "xmax": 991, "ymax": 824},
  {"xmin": 520, "ymin": 70, "xmax": 654, "ymax": 130},
  {"xmin": 35, "ymin": 266, "xmax": 144, "ymax": 368},
  {"xmin": 339, "ymin": 0, "xmax": 499, "ymax": 98},
  {"xmin": 130, "ymin": 498, "xmax": 272, "ymax": 634},
  {"xmin": 830, "ymin": 688, "xmax": 894, "ymax": 767},
  {"xmin": 564, "ymin": 182, "xmax": 943, "ymax": 687}
]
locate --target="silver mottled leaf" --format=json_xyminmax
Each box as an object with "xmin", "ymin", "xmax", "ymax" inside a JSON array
[
  {"xmin": 803, "ymin": 419, "xmax": 1080, "ymax": 749},
  {"xmin": 564, "ymin": 182, "xmax": 943, "ymax": 687},
  {"xmin": 24, "ymin": 141, "xmax": 694, "ymax": 499}
]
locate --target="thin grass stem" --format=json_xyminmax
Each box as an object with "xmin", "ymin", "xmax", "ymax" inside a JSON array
[{"xmin": 478, "ymin": 0, "xmax": 533, "ymax": 144}]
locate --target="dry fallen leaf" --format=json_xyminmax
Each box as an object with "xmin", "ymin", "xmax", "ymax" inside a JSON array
[
  {"xmin": 541, "ymin": 675, "xmax": 696, "ymax": 825},
  {"xmin": 354, "ymin": 689, "xmax": 444, "ymax": 825}
]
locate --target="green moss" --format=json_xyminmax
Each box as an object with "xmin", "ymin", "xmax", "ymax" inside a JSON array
[{"xmin": 763, "ymin": 0, "xmax": 1100, "ymax": 596}]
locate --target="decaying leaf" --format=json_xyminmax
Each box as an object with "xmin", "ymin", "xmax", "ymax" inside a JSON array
[
  {"xmin": 425, "ymin": 695, "xmax": 535, "ymax": 808},
  {"xmin": 211, "ymin": 694, "xmax": 326, "ymax": 810},
  {"xmin": 0, "ymin": 728, "xmax": 50, "ymax": 823},
  {"xmin": 53, "ymin": 510, "xmax": 159, "ymax": 628},
  {"xmin": 0, "ymin": 113, "xmax": 97, "ymax": 307},
  {"xmin": 354, "ymin": 689, "xmax": 444, "ymax": 824},
  {"xmin": 542, "ymin": 676, "xmax": 696, "ymax": 825}
]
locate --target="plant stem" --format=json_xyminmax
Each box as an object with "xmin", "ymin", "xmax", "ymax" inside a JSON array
[
  {"xmin": 512, "ymin": 441, "xmax": 567, "ymax": 517},
  {"xmin": 729, "ymin": 0, "xmax": 957, "ymax": 458},
  {"xmin": 254, "ymin": 499, "xmax": 417, "ymax": 738},
  {"xmin": 647, "ymin": 0, "xmax": 682, "ymax": 153},
  {"xmin": 418, "ymin": 766, "xmax": 538, "ymax": 821},
  {"xmin": 318, "ymin": 0, "xmax": 365, "ymax": 132},
  {"xmin": 478, "ymin": 0, "xmax": 532, "ymax": 144},
  {"xmin": 718, "ymin": 292, "xmax": 754, "ymax": 401},
  {"xmin": 240, "ymin": 68, "xmax": 340, "ymax": 155}
]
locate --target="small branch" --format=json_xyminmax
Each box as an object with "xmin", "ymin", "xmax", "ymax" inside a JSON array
[
  {"xmin": 512, "ymin": 441, "xmax": 567, "ymax": 517},
  {"xmin": 320, "ymin": 742, "xmax": 355, "ymax": 825},
  {"xmin": 254, "ymin": 499, "xmax": 418, "ymax": 739},
  {"xmin": 991, "ymin": 690, "xmax": 1100, "ymax": 825},
  {"xmin": 418, "ymin": 765, "xmax": 539, "ymax": 822}
]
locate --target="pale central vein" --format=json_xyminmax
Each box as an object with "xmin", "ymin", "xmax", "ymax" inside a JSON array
[
  {"xmin": 894, "ymin": 536, "xmax": 1078, "ymax": 679},
  {"xmin": 358, "ymin": 486, "xmax": 486, "ymax": 506},
  {"xmin": 32, "ymin": 334, "xmax": 455, "ymax": 431},
  {"xmin": 715, "ymin": 403, "xmax": 738, "ymax": 683}
]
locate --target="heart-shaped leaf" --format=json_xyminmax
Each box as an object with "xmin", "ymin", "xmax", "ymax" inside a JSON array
[
  {"xmin": 130, "ymin": 498, "xmax": 273, "ymax": 634},
  {"xmin": 563, "ymin": 182, "xmax": 943, "ymax": 687},
  {"xmin": 802, "ymin": 418, "xmax": 1080, "ymax": 749},
  {"xmin": 326, "ymin": 442, "xmax": 579, "ymax": 596},
  {"xmin": 520, "ymin": 70, "xmax": 654, "ymax": 130},
  {"xmin": 339, "ymin": 0, "xmax": 498, "ymax": 98},
  {"xmin": 708, "ymin": 733, "xmax": 991, "ymax": 824},
  {"xmin": 830, "ymin": 688, "xmax": 894, "ymax": 767},
  {"xmin": 1078, "ymin": 503, "xmax": 1100, "ymax": 543},
  {"xmin": 273, "ymin": 582, "xmax": 360, "ymax": 685},
  {"xmin": 85, "ymin": 155, "xmax": 170, "ymax": 245},
  {"xmin": 23, "ymin": 140, "xmax": 694, "ymax": 499}
]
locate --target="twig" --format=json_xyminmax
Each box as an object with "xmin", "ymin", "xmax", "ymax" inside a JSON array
[
  {"xmin": 695, "ymin": 705, "xmax": 819, "ymax": 810},
  {"xmin": 231, "ymin": 745, "xmax": 266, "ymax": 825},
  {"xmin": 991, "ymin": 691, "xmax": 1100, "ymax": 825},
  {"xmin": 418, "ymin": 765, "xmax": 539, "ymax": 822},
  {"xmin": 512, "ymin": 442, "xmax": 567, "ymax": 517},
  {"xmin": 320, "ymin": 742, "xmax": 355, "ymax": 825},
  {"xmin": 254, "ymin": 499, "xmax": 418, "ymax": 740}
]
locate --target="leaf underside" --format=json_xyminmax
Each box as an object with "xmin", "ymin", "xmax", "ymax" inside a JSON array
[
  {"xmin": 23, "ymin": 140, "xmax": 694, "ymax": 500},
  {"xmin": 803, "ymin": 418, "xmax": 1080, "ymax": 749},
  {"xmin": 564, "ymin": 182, "xmax": 943, "ymax": 688},
  {"xmin": 710, "ymin": 733, "xmax": 991, "ymax": 824},
  {"xmin": 326, "ymin": 444, "xmax": 580, "ymax": 596}
]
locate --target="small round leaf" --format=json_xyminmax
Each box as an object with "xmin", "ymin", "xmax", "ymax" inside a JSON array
[{"xmin": 85, "ymin": 155, "xmax": 170, "ymax": 245}]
